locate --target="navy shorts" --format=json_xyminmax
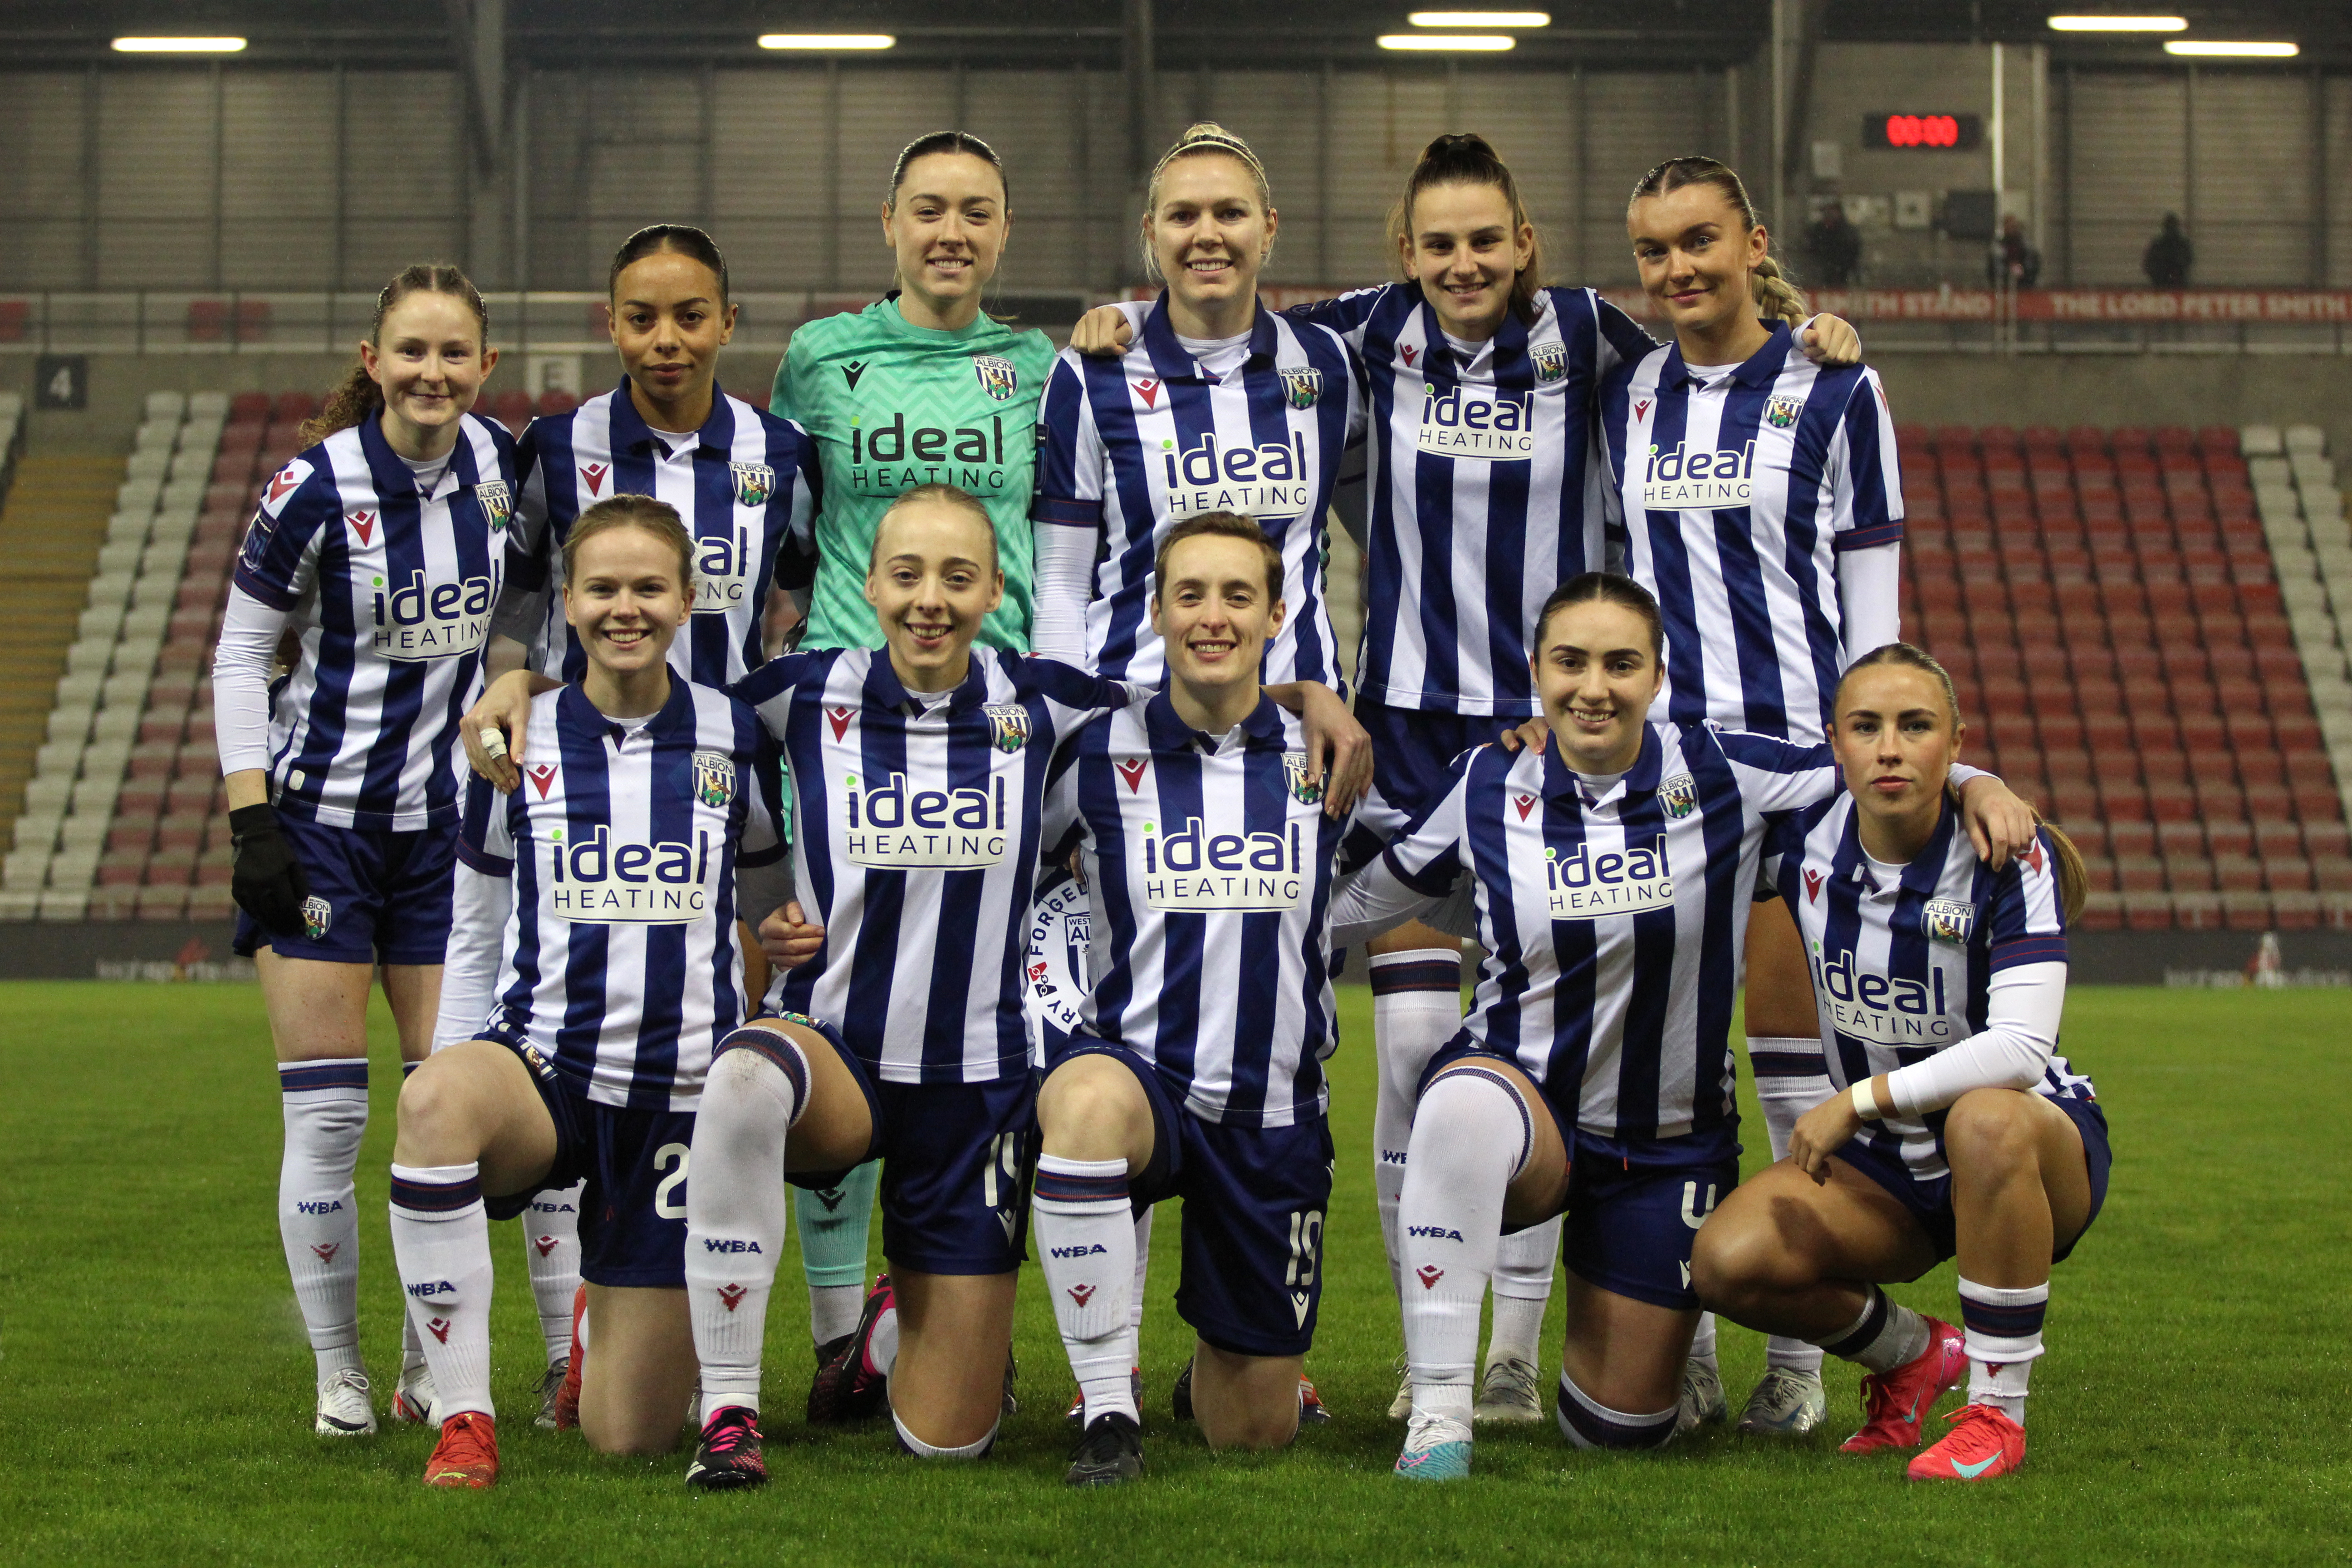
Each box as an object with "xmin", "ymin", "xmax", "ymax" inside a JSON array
[
  {"xmin": 728, "ymin": 1014, "xmax": 1037, "ymax": 1277},
  {"xmin": 1834, "ymin": 1095, "xmax": 2112, "ymax": 1273},
  {"xmin": 485, "ymin": 1039, "xmax": 696, "ymax": 1289},
  {"xmin": 1422, "ymin": 1039, "xmax": 1741, "ymax": 1312},
  {"xmin": 1357, "ymin": 698, "xmax": 1506, "ymax": 839},
  {"xmin": 232, "ymin": 814, "xmax": 456, "ymax": 965},
  {"xmin": 1060, "ymin": 1042, "xmax": 1334, "ymax": 1360}
]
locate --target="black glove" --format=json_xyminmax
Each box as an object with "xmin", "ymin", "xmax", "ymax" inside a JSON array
[{"xmin": 229, "ymin": 803, "xmax": 311, "ymax": 937}]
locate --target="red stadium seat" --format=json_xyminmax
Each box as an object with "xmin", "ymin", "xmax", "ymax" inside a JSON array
[{"xmin": 230, "ymin": 390, "xmax": 272, "ymax": 422}]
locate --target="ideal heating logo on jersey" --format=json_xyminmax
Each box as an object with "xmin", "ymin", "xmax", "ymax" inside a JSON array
[
  {"xmin": 694, "ymin": 523, "xmax": 761, "ymax": 612},
  {"xmin": 1416, "ymin": 385, "xmax": 1536, "ymax": 460},
  {"xmin": 1138, "ymin": 816, "xmax": 1304, "ymax": 911},
  {"xmin": 1640, "ymin": 438, "xmax": 1759, "ymax": 510},
  {"xmin": 1159, "ymin": 432, "xmax": 1313, "ymax": 519},
  {"xmin": 1542, "ymin": 835, "xmax": 1674, "ymax": 917},
  {"xmin": 545, "ymin": 825, "xmax": 716, "ymax": 923},
  {"xmin": 841, "ymin": 771, "xmax": 1009, "ymax": 867},
  {"xmin": 367, "ymin": 570, "xmax": 495, "ymax": 661},
  {"xmin": 1811, "ymin": 946, "xmax": 1956, "ymax": 1042},
  {"xmin": 847, "ymin": 412, "xmax": 1014, "ymax": 497}
]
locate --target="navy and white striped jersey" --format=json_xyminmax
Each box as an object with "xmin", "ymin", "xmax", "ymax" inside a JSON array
[
  {"xmin": 1766, "ymin": 795, "xmax": 2091, "ymax": 1178},
  {"xmin": 1601, "ymin": 322, "xmax": 1904, "ymax": 743},
  {"xmin": 231, "ymin": 412, "xmax": 516, "ymax": 831},
  {"xmin": 730, "ymin": 645, "xmax": 1137, "ymax": 1085},
  {"xmin": 1345, "ymin": 722, "xmax": 1835, "ymax": 1140},
  {"xmin": 1032, "ymin": 297, "xmax": 1362, "ymax": 688},
  {"xmin": 453, "ymin": 680, "xmax": 784, "ymax": 1111},
  {"xmin": 498, "ymin": 385, "xmax": 819, "ymax": 686},
  {"xmin": 1043, "ymin": 693, "xmax": 1357, "ymax": 1128},
  {"xmin": 1288, "ymin": 283, "xmax": 1657, "ymax": 717}
]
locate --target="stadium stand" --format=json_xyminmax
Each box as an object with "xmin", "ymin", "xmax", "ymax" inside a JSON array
[
  {"xmin": 1899, "ymin": 421, "xmax": 2352, "ymax": 932},
  {"xmin": 2, "ymin": 397, "xmax": 2346, "ymax": 931}
]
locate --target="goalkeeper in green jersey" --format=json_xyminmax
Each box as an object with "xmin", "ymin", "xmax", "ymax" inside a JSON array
[
  {"xmin": 764, "ymin": 131, "xmax": 1053, "ymax": 1411},
  {"xmin": 773, "ymin": 131, "xmax": 1055, "ymax": 656}
]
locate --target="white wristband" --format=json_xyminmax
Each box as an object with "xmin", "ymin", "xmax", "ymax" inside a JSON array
[{"xmin": 1851, "ymin": 1079, "xmax": 1881, "ymax": 1121}]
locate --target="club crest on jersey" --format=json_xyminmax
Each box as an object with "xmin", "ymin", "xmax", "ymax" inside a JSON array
[
  {"xmin": 691, "ymin": 750, "xmax": 735, "ymax": 808},
  {"xmin": 983, "ymin": 703, "xmax": 1032, "ymax": 755},
  {"xmin": 972, "ymin": 354, "xmax": 1019, "ymax": 402},
  {"xmin": 729, "ymin": 461, "xmax": 774, "ymax": 509},
  {"xmin": 1283, "ymin": 751, "xmax": 1323, "ymax": 805},
  {"xmin": 473, "ymin": 480, "xmax": 512, "ymax": 530},
  {"xmin": 301, "ymin": 896, "xmax": 333, "ymax": 941},
  {"xmin": 1923, "ymin": 898, "xmax": 1976, "ymax": 946},
  {"xmin": 1657, "ymin": 772, "xmax": 1698, "ymax": 819},
  {"xmin": 1764, "ymin": 393, "xmax": 1804, "ymax": 430},
  {"xmin": 1279, "ymin": 367, "xmax": 1323, "ymax": 410},
  {"xmin": 1530, "ymin": 340, "xmax": 1569, "ymax": 384}
]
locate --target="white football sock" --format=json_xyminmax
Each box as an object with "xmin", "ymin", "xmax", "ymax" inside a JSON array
[
  {"xmin": 868, "ymin": 1304, "xmax": 900, "ymax": 1379},
  {"xmin": 1688, "ymin": 1310, "xmax": 1719, "ymax": 1368},
  {"xmin": 1128, "ymin": 1207, "xmax": 1153, "ymax": 1338},
  {"xmin": 686, "ymin": 1042, "xmax": 801, "ymax": 1423},
  {"xmin": 1958, "ymin": 1278, "xmax": 2047, "ymax": 1426},
  {"xmin": 1750, "ymin": 1037, "xmax": 1834, "ymax": 1377},
  {"xmin": 1399, "ymin": 1068, "xmax": 1526, "ymax": 1423},
  {"xmin": 1485, "ymin": 1215, "xmax": 1559, "ymax": 1371},
  {"xmin": 388, "ymin": 1161, "xmax": 495, "ymax": 1420},
  {"xmin": 1817, "ymin": 1284, "xmax": 1930, "ymax": 1374},
  {"xmin": 1034, "ymin": 1155, "xmax": 1137, "ymax": 1424},
  {"xmin": 808, "ymin": 1281, "xmax": 865, "ymax": 1346},
  {"xmin": 1371, "ymin": 950, "xmax": 1463, "ymax": 1300},
  {"xmin": 894, "ymin": 1409, "xmax": 997, "ymax": 1459},
  {"xmin": 278, "ymin": 1058, "xmax": 369, "ymax": 1385},
  {"xmin": 523, "ymin": 1180, "xmax": 584, "ymax": 1366}
]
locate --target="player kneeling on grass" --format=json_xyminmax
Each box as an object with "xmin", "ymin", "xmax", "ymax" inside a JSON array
[
  {"xmin": 391, "ymin": 497, "xmax": 794, "ymax": 1487},
  {"xmin": 1690, "ymin": 643, "xmax": 2105, "ymax": 1482},
  {"xmin": 1328, "ymin": 576, "xmax": 2034, "ymax": 1481},
  {"xmin": 1033, "ymin": 514, "xmax": 1364, "ymax": 1486}
]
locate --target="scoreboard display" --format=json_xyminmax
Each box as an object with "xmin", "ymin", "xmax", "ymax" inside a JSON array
[{"xmin": 1862, "ymin": 112, "xmax": 1985, "ymax": 150}]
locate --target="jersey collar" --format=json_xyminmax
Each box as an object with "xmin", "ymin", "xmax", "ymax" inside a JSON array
[
  {"xmin": 559, "ymin": 674, "xmax": 695, "ymax": 749},
  {"xmin": 1145, "ymin": 689, "xmax": 1283, "ymax": 755},
  {"xmin": 861, "ymin": 645, "xmax": 993, "ymax": 719},
  {"xmin": 1413, "ymin": 293, "xmax": 1530, "ymax": 385},
  {"xmin": 1542, "ymin": 721, "xmax": 1664, "ymax": 808},
  {"xmin": 605, "ymin": 382, "xmax": 734, "ymax": 457},
  {"xmin": 357, "ymin": 412, "xmax": 475, "ymax": 501},
  {"xmin": 1138, "ymin": 294, "xmax": 1281, "ymax": 382},
  {"xmin": 1660, "ymin": 320, "xmax": 1794, "ymax": 392},
  {"xmin": 1837, "ymin": 793, "xmax": 1961, "ymax": 900}
]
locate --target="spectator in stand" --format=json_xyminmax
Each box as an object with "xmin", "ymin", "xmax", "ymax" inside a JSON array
[
  {"xmin": 2143, "ymin": 213, "xmax": 2192, "ymax": 288},
  {"xmin": 1989, "ymin": 216, "xmax": 2040, "ymax": 289},
  {"xmin": 1802, "ymin": 201, "xmax": 1863, "ymax": 289}
]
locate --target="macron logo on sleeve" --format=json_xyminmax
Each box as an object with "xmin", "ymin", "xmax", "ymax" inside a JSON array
[{"xmin": 260, "ymin": 459, "xmax": 313, "ymax": 518}]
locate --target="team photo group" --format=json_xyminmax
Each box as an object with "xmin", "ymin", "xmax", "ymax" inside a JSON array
[{"xmin": 219, "ymin": 116, "xmax": 2107, "ymax": 1494}]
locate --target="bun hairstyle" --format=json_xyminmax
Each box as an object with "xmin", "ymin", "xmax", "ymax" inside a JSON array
[
  {"xmin": 1140, "ymin": 122, "xmax": 1272, "ymax": 282},
  {"xmin": 562, "ymin": 494, "xmax": 697, "ymax": 589},
  {"xmin": 888, "ymin": 130, "xmax": 1007, "ymax": 208},
  {"xmin": 1389, "ymin": 132, "xmax": 1546, "ymax": 325},
  {"xmin": 1838, "ymin": 642, "xmax": 2089, "ymax": 921},
  {"xmin": 608, "ymin": 223, "xmax": 730, "ymax": 305},
  {"xmin": 1627, "ymin": 156, "xmax": 1809, "ymax": 328},
  {"xmin": 304, "ymin": 264, "xmax": 488, "ymax": 447},
  {"xmin": 1534, "ymin": 570, "xmax": 1664, "ymax": 658}
]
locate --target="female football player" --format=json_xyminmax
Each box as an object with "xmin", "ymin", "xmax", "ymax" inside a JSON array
[
  {"xmin": 1692, "ymin": 644, "xmax": 2103, "ymax": 1483},
  {"xmin": 213, "ymin": 264, "xmax": 514, "ymax": 1441},
  {"xmin": 1332, "ymin": 574, "xmax": 2030, "ymax": 1480},
  {"xmin": 1605, "ymin": 155, "xmax": 1928, "ymax": 1435},
  {"xmin": 764, "ymin": 135, "xmax": 1059, "ymax": 1381},
  {"xmin": 1067, "ymin": 134, "xmax": 1865, "ymax": 1421},
  {"xmin": 393, "ymin": 495, "xmax": 802, "ymax": 1486},
  {"xmin": 478, "ymin": 225, "xmax": 818, "ymax": 1421}
]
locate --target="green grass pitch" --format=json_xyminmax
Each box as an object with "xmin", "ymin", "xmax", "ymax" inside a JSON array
[{"xmin": 3, "ymin": 981, "xmax": 2346, "ymax": 1565}]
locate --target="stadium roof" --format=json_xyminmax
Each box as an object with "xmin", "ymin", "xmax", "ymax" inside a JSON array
[{"xmin": 6, "ymin": 0, "xmax": 2349, "ymax": 71}]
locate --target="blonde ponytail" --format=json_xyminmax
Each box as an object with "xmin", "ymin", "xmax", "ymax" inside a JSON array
[{"xmin": 1750, "ymin": 254, "xmax": 1810, "ymax": 328}]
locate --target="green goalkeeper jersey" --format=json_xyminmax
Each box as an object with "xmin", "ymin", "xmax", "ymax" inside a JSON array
[{"xmin": 772, "ymin": 298, "xmax": 1056, "ymax": 652}]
